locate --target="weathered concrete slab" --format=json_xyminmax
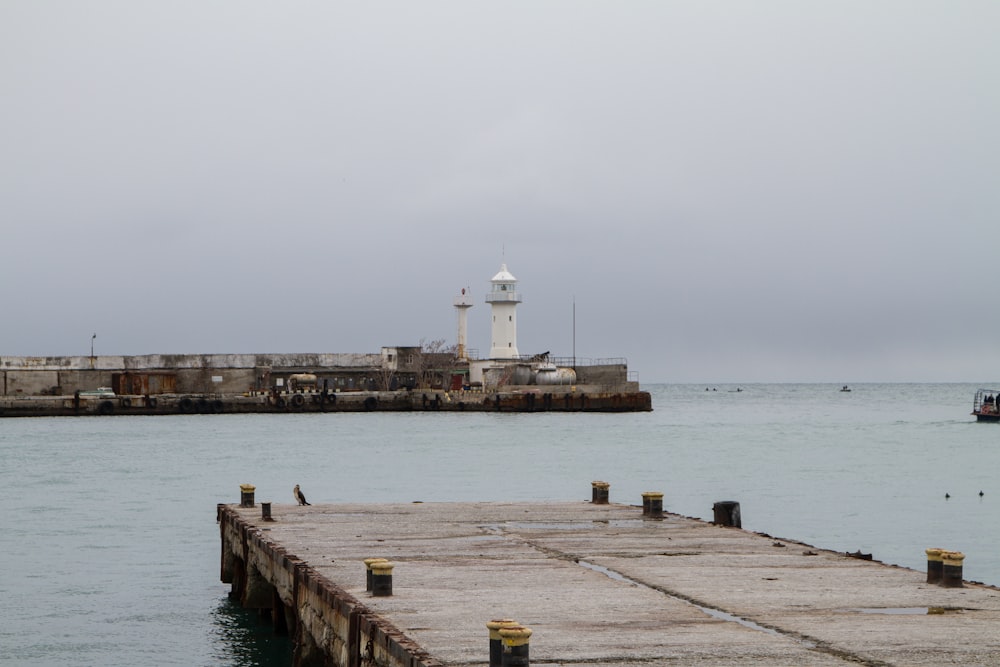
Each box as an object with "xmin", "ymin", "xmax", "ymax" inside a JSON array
[{"xmin": 222, "ymin": 501, "xmax": 1000, "ymax": 666}]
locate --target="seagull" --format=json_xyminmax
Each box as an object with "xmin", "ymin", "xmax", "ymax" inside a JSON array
[
  {"xmin": 294, "ymin": 484, "xmax": 311, "ymax": 506},
  {"xmin": 945, "ymin": 493, "xmax": 950, "ymax": 499}
]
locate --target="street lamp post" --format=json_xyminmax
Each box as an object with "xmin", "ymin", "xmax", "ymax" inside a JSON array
[{"xmin": 90, "ymin": 333, "xmax": 96, "ymax": 369}]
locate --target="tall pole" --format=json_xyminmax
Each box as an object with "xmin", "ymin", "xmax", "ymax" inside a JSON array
[
  {"xmin": 90, "ymin": 333, "xmax": 96, "ymax": 369},
  {"xmin": 572, "ymin": 297, "xmax": 576, "ymax": 369}
]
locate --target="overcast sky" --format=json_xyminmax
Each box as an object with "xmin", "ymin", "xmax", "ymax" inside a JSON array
[{"xmin": 3, "ymin": 2, "xmax": 998, "ymax": 383}]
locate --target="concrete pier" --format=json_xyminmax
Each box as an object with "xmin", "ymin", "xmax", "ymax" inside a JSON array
[{"xmin": 218, "ymin": 501, "xmax": 1000, "ymax": 666}]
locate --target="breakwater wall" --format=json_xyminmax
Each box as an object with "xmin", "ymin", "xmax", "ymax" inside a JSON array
[
  {"xmin": 1, "ymin": 353, "xmax": 381, "ymax": 397},
  {"xmin": 0, "ymin": 387, "xmax": 652, "ymax": 417},
  {"xmin": 0, "ymin": 352, "xmax": 633, "ymax": 398}
]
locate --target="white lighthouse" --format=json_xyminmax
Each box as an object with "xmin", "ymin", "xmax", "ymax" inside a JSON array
[
  {"xmin": 453, "ymin": 287, "xmax": 473, "ymax": 361},
  {"xmin": 486, "ymin": 263, "xmax": 521, "ymax": 359}
]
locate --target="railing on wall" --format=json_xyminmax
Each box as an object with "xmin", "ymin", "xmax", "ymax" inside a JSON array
[{"xmin": 546, "ymin": 357, "xmax": 627, "ymax": 367}]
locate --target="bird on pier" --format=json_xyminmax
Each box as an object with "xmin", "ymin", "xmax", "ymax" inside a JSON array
[{"xmin": 294, "ymin": 484, "xmax": 311, "ymax": 506}]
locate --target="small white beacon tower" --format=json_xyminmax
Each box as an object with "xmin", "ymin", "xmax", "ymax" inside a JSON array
[
  {"xmin": 454, "ymin": 287, "xmax": 473, "ymax": 361},
  {"xmin": 485, "ymin": 263, "xmax": 521, "ymax": 359}
]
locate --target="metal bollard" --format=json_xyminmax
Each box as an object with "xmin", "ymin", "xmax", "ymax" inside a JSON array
[
  {"xmin": 240, "ymin": 484, "xmax": 256, "ymax": 508},
  {"xmin": 486, "ymin": 619, "xmax": 519, "ymax": 667},
  {"xmin": 925, "ymin": 548, "xmax": 944, "ymax": 584},
  {"xmin": 941, "ymin": 551, "xmax": 965, "ymax": 588},
  {"xmin": 371, "ymin": 561, "xmax": 394, "ymax": 596},
  {"xmin": 591, "ymin": 481, "xmax": 610, "ymax": 504},
  {"xmin": 261, "ymin": 502, "xmax": 273, "ymax": 521},
  {"xmin": 712, "ymin": 500, "xmax": 741, "ymax": 527},
  {"xmin": 643, "ymin": 492, "xmax": 663, "ymax": 518},
  {"xmin": 499, "ymin": 625, "xmax": 532, "ymax": 667},
  {"xmin": 364, "ymin": 558, "xmax": 389, "ymax": 592}
]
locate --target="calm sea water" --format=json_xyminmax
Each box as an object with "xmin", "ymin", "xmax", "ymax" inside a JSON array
[{"xmin": 2, "ymin": 383, "xmax": 997, "ymax": 665}]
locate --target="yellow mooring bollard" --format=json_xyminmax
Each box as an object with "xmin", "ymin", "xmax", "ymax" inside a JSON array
[
  {"xmin": 499, "ymin": 625, "xmax": 532, "ymax": 667},
  {"xmin": 486, "ymin": 619, "xmax": 520, "ymax": 667},
  {"xmin": 591, "ymin": 481, "xmax": 610, "ymax": 504},
  {"xmin": 371, "ymin": 561, "xmax": 395, "ymax": 596},
  {"xmin": 642, "ymin": 491, "xmax": 663, "ymax": 518},
  {"xmin": 363, "ymin": 558, "xmax": 389, "ymax": 592},
  {"xmin": 941, "ymin": 551, "xmax": 966, "ymax": 588},
  {"xmin": 925, "ymin": 548, "xmax": 944, "ymax": 584}
]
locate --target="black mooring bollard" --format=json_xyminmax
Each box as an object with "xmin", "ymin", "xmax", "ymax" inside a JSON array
[
  {"xmin": 486, "ymin": 619, "xmax": 519, "ymax": 667},
  {"xmin": 941, "ymin": 551, "xmax": 965, "ymax": 588},
  {"xmin": 371, "ymin": 561, "xmax": 394, "ymax": 596},
  {"xmin": 499, "ymin": 625, "xmax": 532, "ymax": 667},
  {"xmin": 364, "ymin": 558, "xmax": 388, "ymax": 592},
  {"xmin": 261, "ymin": 502, "xmax": 273, "ymax": 521},
  {"xmin": 642, "ymin": 491, "xmax": 663, "ymax": 518},
  {"xmin": 591, "ymin": 481, "xmax": 609, "ymax": 504},
  {"xmin": 925, "ymin": 548, "xmax": 944, "ymax": 584},
  {"xmin": 240, "ymin": 484, "xmax": 256, "ymax": 508},
  {"xmin": 712, "ymin": 501, "xmax": 741, "ymax": 527}
]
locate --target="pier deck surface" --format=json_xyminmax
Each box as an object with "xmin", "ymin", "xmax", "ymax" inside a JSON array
[{"xmin": 229, "ymin": 501, "xmax": 1000, "ymax": 666}]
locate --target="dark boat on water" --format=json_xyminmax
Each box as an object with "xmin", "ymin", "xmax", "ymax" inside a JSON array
[{"xmin": 972, "ymin": 388, "xmax": 1000, "ymax": 422}]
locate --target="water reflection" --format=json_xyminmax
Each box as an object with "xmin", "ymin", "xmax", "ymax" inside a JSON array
[{"xmin": 210, "ymin": 597, "xmax": 292, "ymax": 667}]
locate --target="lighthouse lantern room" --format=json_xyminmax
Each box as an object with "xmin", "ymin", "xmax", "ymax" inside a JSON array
[{"xmin": 485, "ymin": 263, "xmax": 522, "ymax": 359}]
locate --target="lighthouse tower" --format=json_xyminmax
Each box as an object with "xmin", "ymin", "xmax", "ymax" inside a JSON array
[
  {"xmin": 485, "ymin": 263, "xmax": 521, "ymax": 359},
  {"xmin": 453, "ymin": 287, "xmax": 473, "ymax": 361}
]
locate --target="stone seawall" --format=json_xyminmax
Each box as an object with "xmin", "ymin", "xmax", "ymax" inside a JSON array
[
  {"xmin": 0, "ymin": 387, "xmax": 652, "ymax": 417},
  {"xmin": 0, "ymin": 353, "xmax": 636, "ymax": 400},
  {"xmin": 0, "ymin": 353, "xmax": 381, "ymax": 397}
]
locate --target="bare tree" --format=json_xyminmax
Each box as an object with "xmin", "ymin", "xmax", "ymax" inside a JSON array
[
  {"xmin": 370, "ymin": 347, "xmax": 397, "ymax": 391},
  {"xmin": 411, "ymin": 338, "xmax": 457, "ymax": 389}
]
